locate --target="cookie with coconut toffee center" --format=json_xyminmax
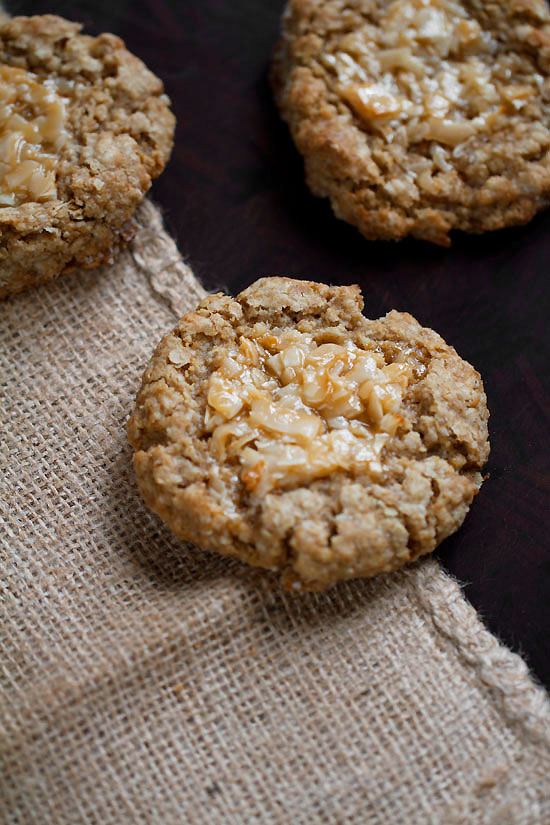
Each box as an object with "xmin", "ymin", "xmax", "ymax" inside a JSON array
[
  {"xmin": 0, "ymin": 15, "xmax": 175, "ymax": 298},
  {"xmin": 271, "ymin": 0, "xmax": 550, "ymax": 245},
  {"xmin": 128, "ymin": 277, "xmax": 489, "ymax": 590}
]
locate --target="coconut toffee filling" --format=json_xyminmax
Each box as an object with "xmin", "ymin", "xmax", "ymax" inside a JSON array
[
  {"xmin": 323, "ymin": 0, "xmax": 546, "ymax": 173},
  {"xmin": 204, "ymin": 330, "xmax": 418, "ymax": 496},
  {"xmin": 0, "ymin": 64, "xmax": 68, "ymax": 207}
]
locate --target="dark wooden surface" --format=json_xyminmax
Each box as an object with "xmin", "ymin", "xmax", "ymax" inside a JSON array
[{"xmin": 10, "ymin": 0, "xmax": 550, "ymax": 689}]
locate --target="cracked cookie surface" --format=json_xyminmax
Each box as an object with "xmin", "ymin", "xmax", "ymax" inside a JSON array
[
  {"xmin": 271, "ymin": 0, "xmax": 550, "ymax": 245},
  {"xmin": 128, "ymin": 277, "xmax": 489, "ymax": 590},
  {"xmin": 0, "ymin": 15, "xmax": 175, "ymax": 297}
]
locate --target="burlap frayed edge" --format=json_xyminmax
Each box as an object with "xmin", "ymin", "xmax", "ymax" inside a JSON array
[
  {"xmin": 411, "ymin": 560, "xmax": 550, "ymax": 748},
  {"xmin": 131, "ymin": 200, "xmax": 206, "ymax": 318}
]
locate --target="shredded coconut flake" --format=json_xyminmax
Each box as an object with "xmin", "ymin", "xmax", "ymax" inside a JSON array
[{"xmin": 205, "ymin": 330, "xmax": 412, "ymax": 495}]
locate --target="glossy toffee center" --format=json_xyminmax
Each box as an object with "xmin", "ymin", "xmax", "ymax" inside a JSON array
[
  {"xmin": 324, "ymin": 0, "xmax": 544, "ymax": 164},
  {"xmin": 205, "ymin": 330, "xmax": 411, "ymax": 495},
  {"xmin": 0, "ymin": 65, "xmax": 67, "ymax": 207}
]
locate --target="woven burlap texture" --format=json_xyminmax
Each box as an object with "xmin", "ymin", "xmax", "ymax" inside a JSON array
[{"xmin": 1, "ymin": 200, "xmax": 549, "ymax": 825}]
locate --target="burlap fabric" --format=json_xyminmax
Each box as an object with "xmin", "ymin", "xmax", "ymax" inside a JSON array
[{"xmin": 1, "ymin": 200, "xmax": 549, "ymax": 825}]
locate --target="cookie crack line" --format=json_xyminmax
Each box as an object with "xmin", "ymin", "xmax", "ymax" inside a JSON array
[{"xmin": 128, "ymin": 277, "xmax": 489, "ymax": 591}]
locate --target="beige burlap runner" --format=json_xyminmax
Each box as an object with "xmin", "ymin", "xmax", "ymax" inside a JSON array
[{"xmin": 1, "ymin": 200, "xmax": 549, "ymax": 825}]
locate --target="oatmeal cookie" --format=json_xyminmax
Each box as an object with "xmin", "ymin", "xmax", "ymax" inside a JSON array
[
  {"xmin": 271, "ymin": 0, "xmax": 550, "ymax": 245},
  {"xmin": 0, "ymin": 15, "xmax": 175, "ymax": 297},
  {"xmin": 128, "ymin": 277, "xmax": 489, "ymax": 590}
]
